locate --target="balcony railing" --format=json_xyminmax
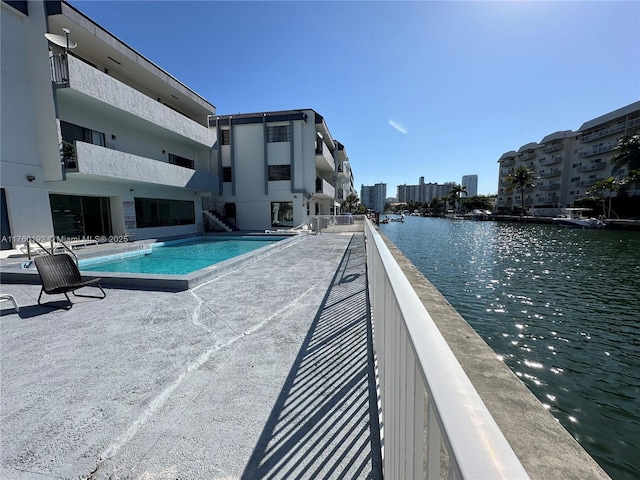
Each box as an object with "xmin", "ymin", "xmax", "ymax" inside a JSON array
[
  {"xmin": 536, "ymin": 195, "xmax": 560, "ymax": 204},
  {"xmin": 577, "ymin": 162, "xmax": 607, "ymax": 172},
  {"xmin": 315, "ymin": 141, "xmax": 335, "ymax": 172},
  {"xmin": 501, "ymin": 158, "xmax": 515, "ymax": 167},
  {"xmin": 576, "ymin": 178, "xmax": 602, "ymax": 188},
  {"xmin": 578, "ymin": 144, "xmax": 615, "ymax": 158},
  {"xmin": 540, "ymin": 169, "xmax": 561, "ymax": 178},
  {"xmin": 537, "ymin": 183, "xmax": 561, "ymax": 191},
  {"xmin": 540, "ymin": 143, "xmax": 561, "ymax": 154},
  {"xmin": 364, "ymin": 219, "xmax": 529, "ymax": 479},
  {"xmin": 315, "ymin": 177, "xmax": 335, "ymax": 198},
  {"xmin": 539, "ymin": 155, "xmax": 562, "ymax": 166},
  {"xmin": 50, "ymin": 54, "xmax": 69, "ymax": 85},
  {"xmin": 70, "ymin": 141, "xmax": 213, "ymax": 189},
  {"xmin": 50, "ymin": 54, "xmax": 215, "ymax": 147},
  {"xmin": 519, "ymin": 152, "xmax": 536, "ymax": 161},
  {"xmin": 580, "ymin": 122, "xmax": 627, "ymax": 143}
]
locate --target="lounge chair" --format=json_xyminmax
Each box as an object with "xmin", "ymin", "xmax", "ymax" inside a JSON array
[
  {"xmin": 34, "ymin": 254, "xmax": 106, "ymax": 309},
  {"xmin": 0, "ymin": 294, "xmax": 20, "ymax": 312}
]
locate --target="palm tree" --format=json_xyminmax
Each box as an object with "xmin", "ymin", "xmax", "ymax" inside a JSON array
[
  {"xmin": 342, "ymin": 193, "xmax": 360, "ymax": 213},
  {"xmin": 590, "ymin": 177, "xmax": 618, "ymax": 218},
  {"xmin": 449, "ymin": 184, "xmax": 468, "ymax": 213},
  {"xmin": 429, "ymin": 197, "xmax": 445, "ymax": 216},
  {"xmin": 611, "ymin": 132, "xmax": 640, "ymax": 172},
  {"xmin": 506, "ymin": 166, "xmax": 536, "ymax": 218}
]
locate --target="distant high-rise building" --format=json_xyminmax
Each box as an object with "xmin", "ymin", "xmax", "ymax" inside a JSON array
[
  {"xmin": 397, "ymin": 179, "xmax": 456, "ymax": 204},
  {"xmin": 361, "ymin": 183, "xmax": 387, "ymax": 213},
  {"xmin": 462, "ymin": 175, "xmax": 478, "ymax": 197}
]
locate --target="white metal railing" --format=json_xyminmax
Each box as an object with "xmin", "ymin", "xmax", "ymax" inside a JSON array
[
  {"xmin": 49, "ymin": 54, "xmax": 69, "ymax": 84},
  {"xmin": 364, "ymin": 219, "xmax": 529, "ymax": 480},
  {"xmin": 311, "ymin": 214, "xmax": 365, "ymax": 233}
]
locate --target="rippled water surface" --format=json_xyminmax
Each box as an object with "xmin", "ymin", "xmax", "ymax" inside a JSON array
[{"xmin": 380, "ymin": 216, "xmax": 640, "ymax": 479}]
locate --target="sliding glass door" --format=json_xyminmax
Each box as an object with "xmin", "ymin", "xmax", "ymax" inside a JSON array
[{"xmin": 49, "ymin": 194, "xmax": 112, "ymax": 239}]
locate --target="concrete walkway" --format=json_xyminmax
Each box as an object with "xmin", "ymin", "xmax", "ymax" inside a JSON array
[{"xmin": 0, "ymin": 233, "xmax": 382, "ymax": 479}]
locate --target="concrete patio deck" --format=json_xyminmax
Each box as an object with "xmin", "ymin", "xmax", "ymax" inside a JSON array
[{"xmin": 0, "ymin": 233, "xmax": 382, "ymax": 479}]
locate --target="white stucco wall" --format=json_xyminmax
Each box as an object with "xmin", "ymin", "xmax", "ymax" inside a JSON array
[
  {"xmin": 72, "ymin": 142, "xmax": 215, "ymax": 190},
  {"xmin": 1, "ymin": 3, "xmax": 60, "ymax": 188},
  {"xmin": 4, "ymin": 188, "xmax": 55, "ymax": 241},
  {"xmin": 67, "ymin": 55, "xmax": 216, "ymax": 147}
]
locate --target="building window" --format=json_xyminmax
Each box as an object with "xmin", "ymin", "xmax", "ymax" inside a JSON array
[
  {"xmin": 267, "ymin": 125, "xmax": 291, "ymax": 143},
  {"xmin": 268, "ymin": 165, "xmax": 291, "ymax": 181},
  {"xmin": 222, "ymin": 167, "xmax": 232, "ymax": 182},
  {"xmin": 221, "ymin": 129, "xmax": 231, "ymax": 145},
  {"xmin": 168, "ymin": 153, "xmax": 194, "ymax": 169},
  {"xmin": 271, "ymin": 202, "xmax": 293, "ymax": 227},
  {"xmin": 60, "ymin": 121, "xmax": 106, "ymax": 147},
  {"xmin": 134, "ymin": 198, "xmax": 195, "ymax": 228}
]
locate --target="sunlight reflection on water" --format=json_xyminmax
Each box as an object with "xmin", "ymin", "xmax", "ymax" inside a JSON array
[{"xmin": 381, "ymin": 216, "xmax": 640, "ymax": 480}]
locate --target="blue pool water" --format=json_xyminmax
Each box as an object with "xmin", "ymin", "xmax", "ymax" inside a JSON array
[{"xmin": 80, "ymin": 237, "xmax": 285, "ymax": 275}]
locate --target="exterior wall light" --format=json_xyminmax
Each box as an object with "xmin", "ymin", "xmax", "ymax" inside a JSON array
[{"xmin": 26, "ymin": 175, "xmax": 35, "ymax": 182}]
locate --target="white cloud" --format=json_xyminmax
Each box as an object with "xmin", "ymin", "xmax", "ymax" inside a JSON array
[{"xmin": 388, "ymin": 119, "xmax": 407, "ymax": 134}]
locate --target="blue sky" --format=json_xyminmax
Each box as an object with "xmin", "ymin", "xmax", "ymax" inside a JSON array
[{"xmin": 69, "ymin": 1, "xmax": 640, "ymax": 196}]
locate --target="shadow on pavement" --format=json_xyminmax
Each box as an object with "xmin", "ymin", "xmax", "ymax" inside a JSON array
[{"xmin": 241, "ymin": 234, "xmax": 382, "ymax": 479}]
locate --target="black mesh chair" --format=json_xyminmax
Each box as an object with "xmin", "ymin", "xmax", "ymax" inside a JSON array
[{"xmin": 34, "ymin": 254, "xmax": 106, "ymax": 309}]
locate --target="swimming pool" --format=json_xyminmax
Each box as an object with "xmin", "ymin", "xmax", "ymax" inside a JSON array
[{"xmin": 80, "ymin": 236, "xmax": 287, "ymax": 275}]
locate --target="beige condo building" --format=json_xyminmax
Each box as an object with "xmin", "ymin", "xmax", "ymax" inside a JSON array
[{"xmin": 496, "ymin": 101, "xmax": 640, "ymax": 213}]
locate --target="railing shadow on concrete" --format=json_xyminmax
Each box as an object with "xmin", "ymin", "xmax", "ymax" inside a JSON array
[
  {"xmin": 364, "ymin": 218, "xmax": 530, "ymax": 479},
  {"xmin": 241, "ymin": 234, "xmax": 382, "ymax": 479}
]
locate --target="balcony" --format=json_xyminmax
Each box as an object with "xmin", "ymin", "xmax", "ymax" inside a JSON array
[
  {"xmin": 540, "ymin": 143, "xmax": 561, "ymax": 154},
  {"xmin": 578, "ymin": 144, "xmax": 615, "ymax": 158},
  {"xmin": 575, "ymin": 178, "xmax": 604, "ymax": 188},
  {"xmin": 315, "ymin": 141, "xmax": 335, "ymax": 172},
  {"xmin": 579, "ymin": 122, "xmax": 627, "ymax": 143},
  {"xmin": 535, "ymin": 195, "xmax": 560, "ymax": 204},
  {"xmin": 577, "ymin": 162, "xmax": 607, "ymax": 173},
  {"xmin": 519, "ymin": 152, "xmax": 536, "ymax": 161},
  {"xmin": 537, "ymin": 183, "xmax": 561, "ymax": 191},
  {"xmin": 500, "ymin": 158, "xmax": 515, "ymax": 167},
  {"xmin": 539, "ymin": 155, "xmax": 562, "ymax": 166},
  {"xmin": 540, "ymin": 169, "xmax": 561, "ymax": 178},
  {"xmin": 52, "ymin": 54, "xmax": 216, "ymax": 147},
  {"xmin": 68, "ymin": 141, "xmax": 214, "ymax": 189},
  {"xmin": 315, "ymin": 177, "xmax": 335, "ymax": 199}
]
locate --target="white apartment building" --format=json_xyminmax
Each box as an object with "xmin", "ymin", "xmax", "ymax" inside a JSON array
[
  {"xmin": 1, "ymin": 0, "xmax": 218, "ymax": 249},
  {"xmin": 462, "ymin": 174, "xmax": 478, "ymax": 197},
  {"xmin": 397, "ymin": 178, "xmax": 456, "ymax": 204},
  {"xmin": 496, "ymin": 101, "xmax": 640, "ymax": 212},
  {"xmin": 209, "ymin": 110, "xmax": 353, "ymax": 231},
  {"xmin": 361, "ymin": 183, "xmax": 386, "ymax": 213}
]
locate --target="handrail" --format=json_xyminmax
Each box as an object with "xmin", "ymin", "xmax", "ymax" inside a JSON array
[
  {"xmin": 55, "ymin": 238, "xmax": 79, "ymax": 266},
  {"xmin": 26, "ymin": 237, "xmax": 54, "ymax": 259},
  {"xmin": 364, "ymin": 218, "xmax": 529, "ymax": 479},
  {"xmin": 26, "ymin": 236, "xmax": 79, "ymax": 265}
]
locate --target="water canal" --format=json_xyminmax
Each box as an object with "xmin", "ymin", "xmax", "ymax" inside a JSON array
[{"xmin": 380, "ymin": 216, "xmax": 639, "ymax": 480}]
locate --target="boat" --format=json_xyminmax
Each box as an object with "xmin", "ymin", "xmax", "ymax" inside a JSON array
[
  {"xmin": 552, "ymin": 208, "xmax": 606, "ymax": 229},
  {"xmin": 445, "ymin": 210, "xmax": 465, "ymax": 220},
  {"xmin": 381, "ymin": 214, "xmax": 404, "ymax": 223},
  {"xmin": 463, "ymin": 209, "xmax": 491, "ymax": 221}
]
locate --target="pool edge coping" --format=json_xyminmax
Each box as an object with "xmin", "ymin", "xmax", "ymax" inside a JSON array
[{"xmin": 0, "ymin": 233, "xmax": 307, "ymax": 292}]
